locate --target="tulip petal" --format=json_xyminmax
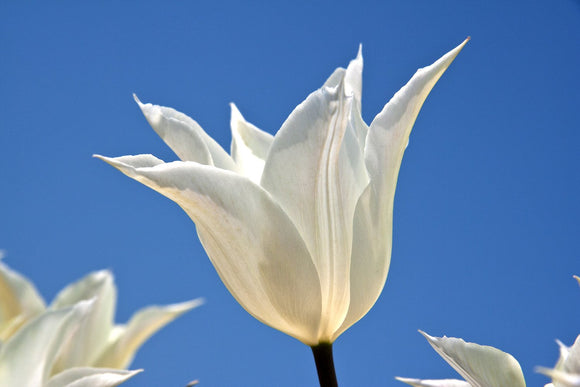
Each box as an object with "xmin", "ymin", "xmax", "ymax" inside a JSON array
[
  {"xmin": 50, "ymin": 270, "xmax": 116, "ymax": 373},
  {"xmin": 47, "ymin": 367, "xmax": 142, "ymax": 387},
  {"xmin": 95, "ymin": 156, "xmax": 323, "ymax": 345},
  {"xmin": 420, "ymin": 331, "xmax": 526, "ymax": 387},
  {"xmin": 323, "ymin": 46, "xmax": 363, "ymax": 113},
  {"xmin": 261, "ymin": 77, "xmax": 369, "ymax": 340},
  {"xmin": 134, "ymin": 95, "xmax": 237, "ymax": 171},
  {"xmin": 336, "ymin": 40, "xmax": 469, "ymax": 338},
  {"xmin": 0, "ymin": 300, "xmax": 93, "ymax": 386},
  {"xmin": 94, "ymin": 299, "xmax": 202, "ymax": 369},
  {"xmin": 396, "ymin": 377, "xmax": 470, "ymax": 387},
  {"xmin": 230, "ymin": 103, "xmax": 273, "ymax": 183},
  {"xmin": 0, "ymin": 260, "xmax": 46, "ymax": 340},
  {"xmin": 365, "ymin": 38, "xmax": 468, "ymax": 195},
  {"xmin": 345, "ymin": 45, "xmax": 363, "ymax": 113},
  {"xmin": 562, "ymin": 336, "xmax": 580, "ymax": 374}
]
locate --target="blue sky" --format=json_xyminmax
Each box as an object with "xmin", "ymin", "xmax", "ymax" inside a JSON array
[{"xmin": 1, "ymin": 1, "xmax": 579, "ymax": 386}]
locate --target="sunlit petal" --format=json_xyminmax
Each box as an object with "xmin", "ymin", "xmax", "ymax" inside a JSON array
[
  {"xmin": 261, "ymin": 79, "xmax": 369, "ymax": 339},
  {"xmin": 96, "ymin": 156, "xmax": 323, "ymax": 344},
  {"xmin": 421, "ymin": 331, "xmax": 526, "ymax": 387},
  {"xmin": 135, "ymin": 95, "xmax": 237, "ymax": 170},
  {"xmin": 230, "ymin": 103, "xmax": 273, "ymax": 183},
  {"xmin": 335, "ymin": 40, "xmax": 468, "ymax": 338}
]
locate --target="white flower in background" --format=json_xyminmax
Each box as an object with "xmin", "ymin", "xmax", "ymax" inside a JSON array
[
  {"xmin": 97, "ymin": 39, "xmax": 467, "ymax": 346},
  {"xmin": 397, "ymin": 277, "xmax": 580, "ymax": 387},
  {"xmin": 0, "ymin": 299, "xmax": 141, "ymax": 387},
  {"xmin": 396, "ymin": 331, "xmax": 526, "ymax": 387},
  {"xmin": 536, "ymin": 276, "xmax": 580, "ymax": 387},
  {"xmin": 537, "ymin": 336, "xmax": 580, "ymax": 387},
  {"xmin": 0, "ymin": 257, "xmax": 201, "ymax": 386},
  {"xmin": 0, "ymin": 255, "xmax": 45, "ymax": 341}
]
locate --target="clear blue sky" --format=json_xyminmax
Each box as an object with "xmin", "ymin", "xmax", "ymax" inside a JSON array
[{"xmin": 1, "ymin": 1, "xmax": 578, "ymax": 386}]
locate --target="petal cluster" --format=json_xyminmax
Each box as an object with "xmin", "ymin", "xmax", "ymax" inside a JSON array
[
  {"xmin": 97, "ymin": 40, "xmax": 467, "ymax": 345},
  {"xmin": 0, "ymin": 256, "xmax": 200, "ymax": 386}
]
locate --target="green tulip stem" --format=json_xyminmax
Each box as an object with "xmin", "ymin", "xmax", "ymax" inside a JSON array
[{"xmin": 311, "ymin": 343, "xmax": 338, "ymax": 387}]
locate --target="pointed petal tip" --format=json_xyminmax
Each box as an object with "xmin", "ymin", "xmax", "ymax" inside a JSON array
[
  {"xmin": 132, "ymin": 93, "xmax": 145, "ymax": 107},
  {"xmin": 175, "ymin": 297, "xmax": 205, "ymax": 312},
  {"xmin": 535, "ymin": 366, "xmax": 552, "ymax": 376},
  {"xmin": 91, "ymin": 268, "xmax": 113, "ymax": 280},
  {"xmin": 418, "ymin": 330, "xmax": 436, "ymax": 341},
  {"xmin": 230, "ymin": 102, "xmax": 243, "ymax": 121},
  {"xmin": 93, "ymin": 154, "xmax": 119, "ymax": 166},
  {"xmin": 154, "ymin": 298, "xmax": 204, "ymax": 316},
  {"xmin": 93, "ymin": 154, "xmax": 111, "ymax": 163}
]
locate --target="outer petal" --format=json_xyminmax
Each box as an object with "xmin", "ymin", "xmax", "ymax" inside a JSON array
[
  {"xmin": 0, "ymin": 300, "xmax": 93, "ymax": 386},
  {"xmin": 365, "ymin": 38, "xmax": 469, "ymax": 195},
  {"xmin": 47, "ymin": 367, "xmax": 142, "ymax": 387},
  {"xmin": 93, "ymin": 299, "xmax": 202, "ymax": 369},
  {"xmin": 134, "ymin": 95, "xmax": 237, "ymax": 171},
  {"xmin": 395, "ymin": 377, "xmax": 470, "ymax": 387},
  {"xmin": 260, "ymin": 78, "xmax": 369, "ymax": 341},
  {"xmin": 95, "ymin": 156, "xmax": 323, "ymax": 345},
  {"xmin": 50, "ymin": 271, "xmax": 116, "ymax": 374},
  {"xmin": 230, "ymin": 103, "xmax": 273, "ymax": 183},
  {"xmin": 0, "ymin": 260, "xmax": 46, "ymax": 340},
  {"xmin": 421, "ymin": 331, "xmax": 526, "ymax": 387},
  {"xmin": 335, "ymin": 39, "xmax": 469, "ymax": 338}
]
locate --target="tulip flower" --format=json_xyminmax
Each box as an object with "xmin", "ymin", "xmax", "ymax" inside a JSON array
[
  {"xmin": 537, "ymin": 336, "xmax": 580, "ymax": 387},
  {"xmin": 0, "ymin": 257, "xmax": 201, "ymax": 385},
  {"xmin": 536, "ymin": 276, "xmax": 580, "ymax": 387},
  {"xmin": 97, "ymin": 39, "xmax": 467, "ymax": 385},
  {"xmin": 396, "ymin": 331, "xmax": 526, "ymax": 387},
  {"xmin": 0, "ymin": 299, "xmax": 142, "ymax": 386}
]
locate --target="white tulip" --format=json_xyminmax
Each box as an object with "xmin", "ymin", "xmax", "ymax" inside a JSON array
[
  {"xmin": 0, "ymin": 299, "xmax": 141, "ymax": 387},
  {"xmin": 0, "ymin": 258, "xmax": 201, "ymax": 386},
  {"xmin": 97, "ymin": 39, "xmax": 467, "ymax": 346},
  {"xmin": 536, "ymin": 276, "xmax": 580, "ymax": 387}
]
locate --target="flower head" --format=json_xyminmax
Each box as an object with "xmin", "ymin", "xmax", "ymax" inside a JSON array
[
  {"xmin": 97, "ymin": 40, "xmax": 467, "ymax": 345},
  {"xmin": 0, "ymin": 257, "xmax": 201, "ymax": 386},
  {"xmin": 536, "ymin": 276, "xmax": 580, "ymax": 387}
]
